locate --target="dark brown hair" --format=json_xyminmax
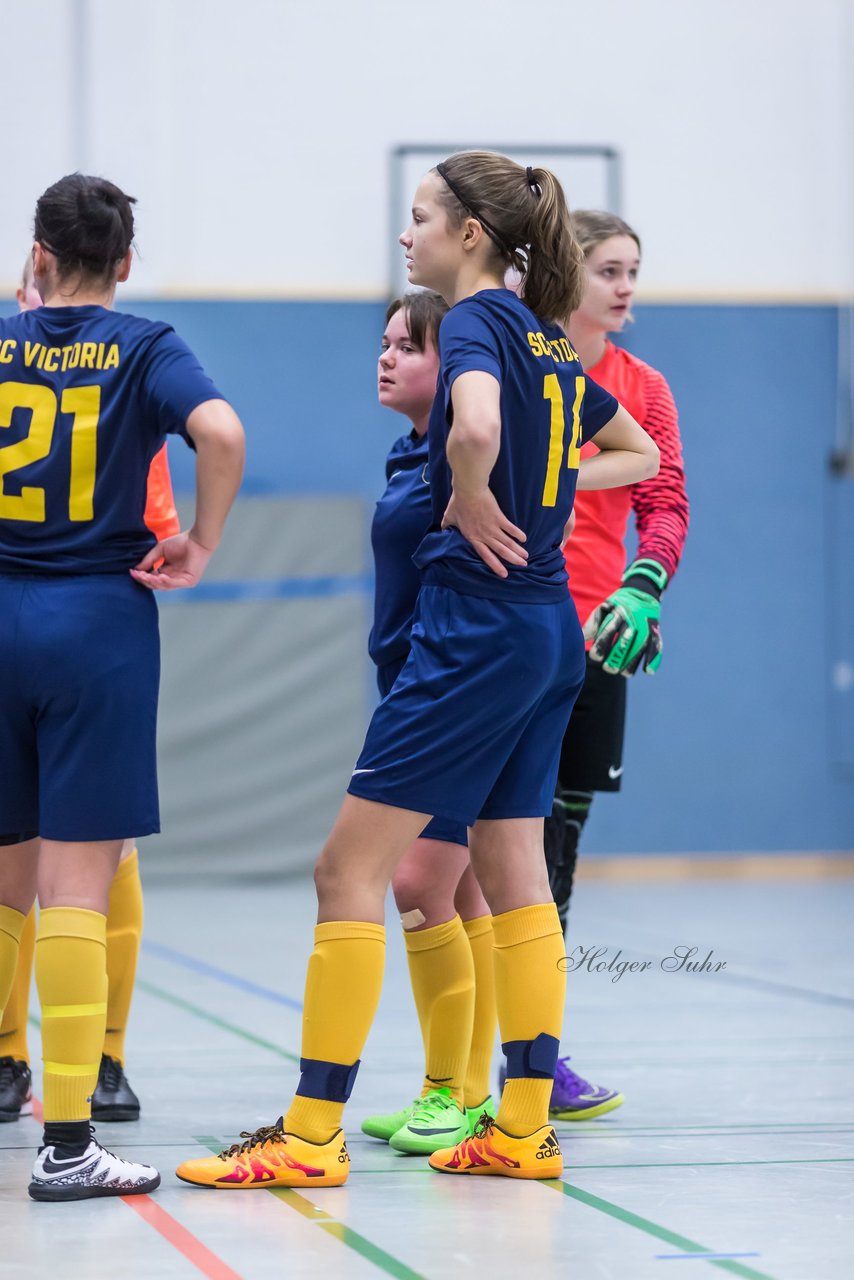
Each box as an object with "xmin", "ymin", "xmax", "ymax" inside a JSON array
[
  {"xmin": 434, "ymin": 151, "xmax": 585, "ymax": 322},
  {"xmin": 34, "ymin": 173, "xmax": 136, "ymax": 284},
  {"xmin": 571, "ymin": 210, "xmax": 641, "ymax": 259},
  {"xmin": 385, "ymin": 290, "xmax": 448, "ymax": 353}
]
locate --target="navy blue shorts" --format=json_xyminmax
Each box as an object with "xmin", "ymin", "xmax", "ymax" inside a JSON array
[
  {"xmin": 376, "ymin": 655, "xmax": 468, "ymax": 847},
  {"xmin": 353, "ymin": 585, "xmax": 585, "ymax": 826},
  {"xmin": 0, "ymin": 574, "xmax": 161, "ymax": 841}
]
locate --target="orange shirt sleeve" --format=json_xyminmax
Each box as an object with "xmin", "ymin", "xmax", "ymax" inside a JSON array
[{"xmin": 144, "ymin": 444, "xmax": 180, "ymax": 542}]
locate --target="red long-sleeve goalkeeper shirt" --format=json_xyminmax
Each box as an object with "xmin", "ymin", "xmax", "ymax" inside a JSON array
[{"xmin": 566, "ymin": 340, "xmax": 689, "ymax": 632}]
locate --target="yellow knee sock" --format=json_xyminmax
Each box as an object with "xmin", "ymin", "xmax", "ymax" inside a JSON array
[
  {"xmin": 284, "ymin": 921, "xmax": 385, "ymax": 1143},
  {"xmin": 36, "ymin": 908, "xmax": 107, "ymax": 1122},
  {"xmin": 0, "ymin": 906, "xmax": 27, "ymax": 1036},
  {"xmin": 493, "ymin": 903, "xmax": 566, "ymax": 1136},
  {"xmin": 405, "ymin": 915, "xmax": 474, "ymax": 1107},
  {"xmin": 0, "ymin": 906, "xmax": 34, "ymax": 1063},
  {"xmin": 462, "ymin": 914, "xmax": 496, "ymax": 1108},
  {"xmin": 103, "ymin": 849, "xmax": 143, "ymax": 1064}
]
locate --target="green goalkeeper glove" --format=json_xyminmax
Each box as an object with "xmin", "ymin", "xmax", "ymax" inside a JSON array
[{"xmin": 583, "ymin": 558, "xmax": 668, "ymax": 676}]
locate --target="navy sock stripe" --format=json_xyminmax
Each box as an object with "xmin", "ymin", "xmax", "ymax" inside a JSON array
[
  {"xmin": 502, "ymin": 1034, "xmax": 560, "ymax": 1080},
  {"xmin": 296, "ymin": 1057, "xmax": 360, "ymax": 1103}
]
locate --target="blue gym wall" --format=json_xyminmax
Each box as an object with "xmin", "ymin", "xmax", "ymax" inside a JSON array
[
  {"xmin": 139, "ymin": 299, "xmax": 854, "ymax": 855},
  {"xmin": 2, "ymin": 298, "xmax": 850, "ymax": 854}
]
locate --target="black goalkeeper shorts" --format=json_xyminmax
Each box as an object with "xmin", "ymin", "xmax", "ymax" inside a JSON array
[{"xmin": 557, "ymin": 655, "xmax": 628, "ymax": 794}]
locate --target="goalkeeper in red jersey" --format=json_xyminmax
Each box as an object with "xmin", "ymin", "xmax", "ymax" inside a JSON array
[{"xmin": 533, "ymin": 211, "xmax": 689, "ymax": 1121}]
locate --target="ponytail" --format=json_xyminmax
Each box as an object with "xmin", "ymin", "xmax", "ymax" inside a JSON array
[{"xmin": 524, "ymin": 167, "xmax": 585, "ymax": 321}]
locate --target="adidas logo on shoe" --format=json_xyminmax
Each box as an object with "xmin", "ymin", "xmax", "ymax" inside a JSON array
[
  {"xmin": 338, "ymin": 1142, "xmax": 350, "ymax": 1165},
  {"xmin": 536, "ymin": 1132, "xmax": 561, "ymax": 1160}
]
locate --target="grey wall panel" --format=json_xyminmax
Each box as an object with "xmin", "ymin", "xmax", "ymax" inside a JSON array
[
  {"xmin": 142, "ymin": 596, "xmax": 369, "ymax": 878},
  {"xmin": 174, "ymin": 496, "xmax": 367, "ymax": 580},
  {"xmin": 139, "ymin": 496, "xmax": 371, "ymax": 878}
]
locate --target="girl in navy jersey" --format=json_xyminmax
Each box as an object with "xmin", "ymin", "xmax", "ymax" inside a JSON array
[
  {"xmin": 0, "ymin": 256, "xmax": 189, "ymax": 1132},
  {"xmin": 177, "ymin": 150, "xmax": 658, "ymax": 1189},
  {"xmin": 0, "ymin": 173, "xmax": 245, "ymax": 1201},
  {"xmin": 361, "ymin": 292, "xmax": 497, "ymax": 1156}
]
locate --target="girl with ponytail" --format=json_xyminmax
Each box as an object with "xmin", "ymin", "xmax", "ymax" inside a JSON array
[{"xmin": 176, "ymin": 153, "xmax": 658, "ymax": 1192}]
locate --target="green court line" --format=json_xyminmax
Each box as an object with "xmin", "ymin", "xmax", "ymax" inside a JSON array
[
  {"xmin": 135, "ymin": 979, "xmax": 300, "ymax": 1063},
  {"xmin": 149, "ymin": 986, "xmax": 829, "ymax": 1280},
  {"xmin": 195, "ymin": 1137, "xmax": 426, "ymax": 1280},
  {"xmin": 544, "ymin": 1181, "xmax": 779, "ymax": 1280},
  {"xmin": 566, "ymin": 1157, "xmax": 854, "ymax": 1171},
  {"xmin": 314, "ymin": 1222, "xmax": 426, "ymax": 1280}
]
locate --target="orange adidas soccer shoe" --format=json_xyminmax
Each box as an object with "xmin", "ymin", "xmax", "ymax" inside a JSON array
[
  {"xmin": 428, "ymin": 1115, "xmax": 563, "ymax": 1179},
  {"xmin": 176, "ymin": 1120, "xmax": 350, "ymax": 1189}
]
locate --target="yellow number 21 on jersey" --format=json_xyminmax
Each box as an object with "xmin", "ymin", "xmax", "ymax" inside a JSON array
[
  {"xmin": 0, "ymin": 382, "xmax": 101, "ymax": 522},
  {"xmin": 541, "ymin": 373, "xmax": 584, "ymax": 507}
]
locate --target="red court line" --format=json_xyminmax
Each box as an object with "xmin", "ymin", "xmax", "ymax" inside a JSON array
[
  {"xmin": 30, "ymin": 1093, "xmax": 243, "ymax": 1280},
  {"xmin": 120, "ymin": 1195, "xmax": 245, "ymax": 1280}
]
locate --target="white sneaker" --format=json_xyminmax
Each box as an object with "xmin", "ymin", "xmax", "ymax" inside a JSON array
[{"xmin": 29, "ymin": 1138, "xmax": 161, "ymax": 1201}]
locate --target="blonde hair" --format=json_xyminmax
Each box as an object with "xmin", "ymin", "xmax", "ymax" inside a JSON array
[
  {"xmin": 434, "ymin": 151, "xmax": 585, "ymax": 322},
  {"xmin": 570, "ymin": 210, "xmax": 641, "ymax": 259}
]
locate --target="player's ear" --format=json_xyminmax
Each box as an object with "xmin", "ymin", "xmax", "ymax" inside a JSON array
[
  {"xmin": 115, "ymin": 249, "xmax": 133, "ymax": 283},
  {"xmin": 461, "ymin": 217, "xmax": 485, "ymax": 254},
  {"xmin": 32, "ymin": 242, "xmax": 48, "ymax": 277}
]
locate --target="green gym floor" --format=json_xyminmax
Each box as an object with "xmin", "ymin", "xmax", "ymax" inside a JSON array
[{"xmin": 1, "ymin": 870, "xmax": 851, "ymax": 1280}]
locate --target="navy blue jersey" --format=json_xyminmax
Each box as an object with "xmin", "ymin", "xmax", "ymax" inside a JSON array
[
  {"xmin": 0, "ymin": 305, "xmax": 222, "ymax": 573},
  {"xmin": 369, "ymin": 429, "xmax": 430, "ymax": 668},
  {"xmin": 414, "ymin": 289, "xmax": 618, "ymax": 602}
]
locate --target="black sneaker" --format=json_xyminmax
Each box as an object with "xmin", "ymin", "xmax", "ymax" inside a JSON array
[
  {"xmin": 0, "ymin": 1056, "xmax": 33, "ymax": 1122},
  {"xmin": 29, "ymin": 1136, "xmax": 160, "ymax": 1201},
  {"xmin": 91, "ymin": 1054, "xmax": 140, "ymax": 1122}
]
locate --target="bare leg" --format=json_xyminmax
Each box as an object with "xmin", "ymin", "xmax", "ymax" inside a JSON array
[
  {"xmin": 467, "ymin": 817, "xmax": 550, "ymax": 916},
  {"xmin": 118, "ymin": 838, "xmax": 136, "ymax": 864},
  {"xmin": 0, "ymin": 838, "xmax": 39, "ymax": 915},
  {"xmin": 314, "ymin": 795, "xmax": 432, "ymax": 924},
  {"xmin": 393, "ymin": 838, "xmax": 471, "ymax": 929},
  {"xmin": 38, "ymin": 839, "xmax": 123, "ymax": 912},
  {"xmin": 454, "ymin": 862, "xmax": 489, "ymax": 922}
]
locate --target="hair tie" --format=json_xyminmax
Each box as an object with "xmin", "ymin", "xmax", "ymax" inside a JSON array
[
  {"xmin": 436, "ymin": 161, "xmax": 514, "ymax": 258},
  {"xmin": 526, "ymin": 166, "xmax": 541, "ymax": 198}
]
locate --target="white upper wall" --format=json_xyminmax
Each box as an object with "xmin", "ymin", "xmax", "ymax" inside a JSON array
[{"xmin": 2, "ymin": 0, "xmax": 851, "ymax": 298}]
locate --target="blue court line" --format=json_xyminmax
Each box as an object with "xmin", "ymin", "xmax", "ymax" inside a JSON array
[
  {"xmin": 140, "ymin": 938, "xmax": 303, "ymax": 1011},
  {"xmin": 656, "ymin": 1256, "xmax": 761, "ymax": 1263},
  {"xmin": 157, "ymin": 574, "xmax": 371, "ymax": 603}
]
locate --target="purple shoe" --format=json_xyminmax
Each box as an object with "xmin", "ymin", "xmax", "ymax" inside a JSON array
[{"xmin": 498, "ymin": 1055, "xmax": 624, "ymax": 1121}]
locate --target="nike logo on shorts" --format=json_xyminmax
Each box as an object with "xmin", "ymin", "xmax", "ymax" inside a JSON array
[
  {"xmin": 608, "ymin": 765, "xmax": 623, "ymax": 779},
  {"xmin": 351, "ymin": 768, "xmax": 376, "ymax": 776}
]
